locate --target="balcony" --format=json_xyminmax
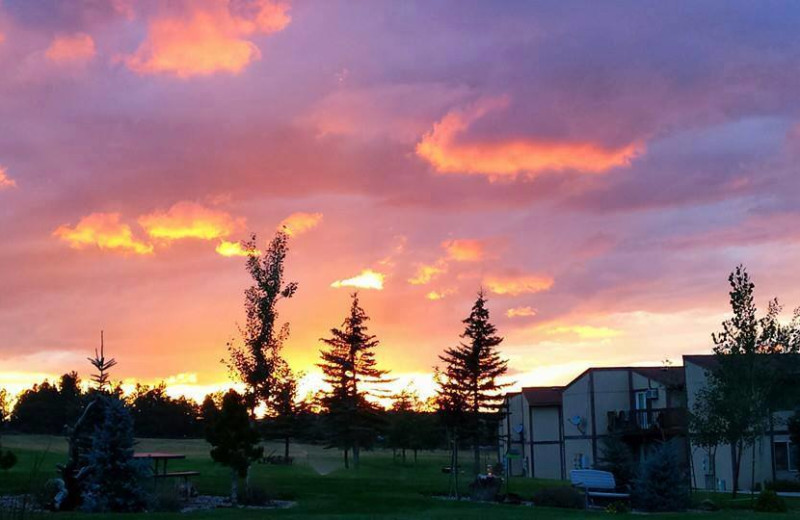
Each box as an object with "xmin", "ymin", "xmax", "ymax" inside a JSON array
[{"xmin": 607, "ymin": 408, "xmax": 687, "ymax": 437}]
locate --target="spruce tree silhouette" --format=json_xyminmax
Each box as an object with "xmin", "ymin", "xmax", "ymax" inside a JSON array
[
  {"xmin": 318, "ymin": 292, "xmax": 390, "ymax": 468},
  {"xmin": 438, "ymin": 289, "xmax": 509, "ymax": 477}
]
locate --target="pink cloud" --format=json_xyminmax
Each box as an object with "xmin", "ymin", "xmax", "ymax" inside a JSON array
[
  {"xmin": 442, "ymin": 238, "xmax": 485, "ymax": 262},
  {"xmin": 484, "ymin": 273, "xmax": 554, "ymax": 296},
  {"xmin": 123, "ymin": 0, "xmax": 290, "ymax": 78},
  {"xmin": 279, "ymin": 212, "xmax": 323, "ymax": 237},
  {"xmin": 416, "ymin": 97, "xmax": 644, "ymax": 178},
  {"xmin": 0, "ymin": 166, "xmax": 16, "ymax": 190},
  {"xmin": 45, "ymin": 33, "xmax": 96, "ymax": 64}
]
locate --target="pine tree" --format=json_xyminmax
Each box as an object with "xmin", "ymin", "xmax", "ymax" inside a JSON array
[
  {"xmin": 438, "ymin": 290, "xmax": 509, "ymax": 476},
  {"xmin": 227, "ymin": 231, "xmax": 298, "ymax": 414},
  {"xmin": 595, "ymin": 436, "xmax": 635, "ymax": 489},
  {"xmin": 87, "ymin": 331, "xmax": 116, "ymax": 392},
  {"xmin": 633, "ymin": 441, "xmax": 689, "ymax": 512},
  {"xmin": 81, "ymin": 396, "xmax": 148, "ymax": 513},
  {"xmin": 318, "ymin": 292, "xmax": 389, "ymax": 469}
]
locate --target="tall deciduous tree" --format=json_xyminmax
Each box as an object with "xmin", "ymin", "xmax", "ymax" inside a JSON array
[
  {"xmin": 694, "ymin": 266, "xmax": 799, "ymax": 497},
  {"xmin": 227, "ymin": 231, "xmax": 298, "ymax": 415},
  {"xmin": 318, "ymin": 293, "xmax": 389, "ymax": 469},
  {"xmin": 438, "ymin": 290, "xmax": 509, "ymax": 476}
]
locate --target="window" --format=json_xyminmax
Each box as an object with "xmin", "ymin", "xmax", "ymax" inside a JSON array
[
  {"xmin": 774, "ymin": 441, "xmax": 798, "ymax": 472},
  {"xmin": 635, "ymin": 391, "xmax": 649, "ymax": 428},
  {"xmin": 573, "ymin": 453, "xmax": 588, "ymax": 469}
]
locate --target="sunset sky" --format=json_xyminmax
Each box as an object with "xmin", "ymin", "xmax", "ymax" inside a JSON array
[{"xmin": 2, "ymin": 1, "xmax": 800, "ymax": 402}]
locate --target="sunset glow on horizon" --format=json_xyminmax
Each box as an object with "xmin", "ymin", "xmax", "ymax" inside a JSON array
[{"xmin": 2, "ymin": 1, "xmax": 800, "ymax": 406}]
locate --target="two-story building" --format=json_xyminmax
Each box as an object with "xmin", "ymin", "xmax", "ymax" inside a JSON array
[
  {"xmin": 499, "ymin": 364, "xmax": 687, "ymax": 480},
  {"xmin": 499, "ymin": 355, "xmax": 798, "ymax": 490}
]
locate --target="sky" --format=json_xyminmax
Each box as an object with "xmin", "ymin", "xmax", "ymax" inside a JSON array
[{"xmin": 1, "ymin": 0, "xmax": 800, "ymax": 402}]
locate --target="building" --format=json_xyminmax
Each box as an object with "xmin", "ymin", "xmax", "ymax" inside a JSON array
[
  {"xmin": 499, "ymin": 354, "xmax": 798, "ymax": 490},
  {"xmin": 684, "ymin": 355, "xmax": 798, "ymax": 491}
]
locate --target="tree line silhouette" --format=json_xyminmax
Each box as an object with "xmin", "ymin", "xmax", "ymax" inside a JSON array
[{"xmin": 1, "ymin": 229, "xmax": 511, "ymax": 492}]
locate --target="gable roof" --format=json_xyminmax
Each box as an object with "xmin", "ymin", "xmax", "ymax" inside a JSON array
[
  {"xmin": 682, "ymin": 354, "xmax": 717, "ymax": 370},
  {"xmin": 522, "ymin": 386, "xmax": 563, "ymax": 407},
  {"xmin": 632, "ymin": 366, "xmax": 685, "ymax": 388}
]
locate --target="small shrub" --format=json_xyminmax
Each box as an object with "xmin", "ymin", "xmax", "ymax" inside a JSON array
[
  {"xmin": 238, "ymin": 486, "xmax": 272, "ymax": 506},
  {"xmin": 696, "ymin": 499, "xmax": 719, "ymax": 512},
  {"xmin": 36, "ymin": 479, "xmax": 67, "ymax": 511},
  {"xmin": 148, "ymin": 489, "xmax": 184, "ymax": 513},
  {"xmin": 468, "ymin": 475, "xmax": 502, "ymax": 501},
  {"xmin": 605, "ymin": 500, "xmax": 630, "ymax": 514},
  {"xmin": 532, "ymin": 486, "xmax": 584, "ymax": 509},
  {"xmin": 767, "ymin": 479, "xmax": 800, "ymax": 493},
  {"xmin": 754, "ymin": 489, "xmax": 787, "ymax": 513},
  {"xmin": 0, "ymin": 449, "xmax": 17, "ymax": 471}
]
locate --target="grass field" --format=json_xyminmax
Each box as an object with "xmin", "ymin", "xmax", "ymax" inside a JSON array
[{"xmin": 0, "ymin": 435, "xmax": 797, "ymax": 519}]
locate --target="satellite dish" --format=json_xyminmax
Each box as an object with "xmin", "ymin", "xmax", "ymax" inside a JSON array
[
  {"xmin": 568, "ymin": 415, "xmax": 586, "ymax": 434},
  {"xmin": 513, "ymin": 423, "xmax": 524, "ymax": 434}
]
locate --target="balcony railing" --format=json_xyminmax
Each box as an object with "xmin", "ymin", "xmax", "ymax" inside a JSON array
[{"xmin": 606, "ymin": 408, "xmax": 687, "ymax": 435}]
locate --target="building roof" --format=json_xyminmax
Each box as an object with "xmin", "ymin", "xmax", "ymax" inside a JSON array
[
  {"xmin": 521, "ymin": 386, "xmax": 563, "ymax": 407},
  {"xmin": 682, "ymin": 354, "xmax": 717, "ymax": 370},
  {"xmin": 632, "ymin": 366, "xmax": 685, "ymax": 388}
]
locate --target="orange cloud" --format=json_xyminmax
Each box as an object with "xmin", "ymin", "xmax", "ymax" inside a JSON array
[
  {"xmin": 484, "ymin": 273, "xmax": 554, "ymax": 296},
  {"xmin": 0, "ymin": 166, "xmax": 16, "ymax": 190},
  {"xmin": 506, "ymin": 306, "xmax": 537, "ymax": 318},
  {"xmin": 443, "ymin": 239, "xmax": 485, "ymax": 262},
  {"xmin": 279, "ymin": 212, "xmax": 323, "ymax": 237},
  {"xmin": 54, "ymin": 213, "xmax": 154, "ymax": 255},
  {"xmin": 416, "ymin": 97, "xmax": 642, "ymax": 177},
  {"xmin": 138, "ymin": 201, "xmax": 243, "ymax": 241},
  {"xmin": 45, "ymin": 33, "xmax": 96, "ymax": 63},
  {"xmin": 124, "ymin": 0, "xmax": 290, "ymax": 78},
  {"xmin": 331, "ymin": 269, "xmax": 385, "ymax": 290},
  {"xmin": 545, "ymin": 325, "xmax": 622, "ymax": 340},
  {"xmin": 426, "ymin": 289, "xmax": 455, "ymax": 301},
  {"xmin": 408, "ymin": 262, "xmax": 447, "ymax": 285},
  {"xmin": 216, "ymin": 240, "xmax": 260, "ymax": 257}
]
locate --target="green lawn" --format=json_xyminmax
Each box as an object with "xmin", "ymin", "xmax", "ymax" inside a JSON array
[{"xmin": 0, "ymin": 435, "xmax": 797, "ymax": 519}]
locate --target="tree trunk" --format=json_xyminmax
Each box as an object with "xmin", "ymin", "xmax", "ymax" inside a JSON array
[
  {"xmin": 353, "ymin": 440, "xmax": 360, "ymax": 469},
  {"xmin": 472, "ymin": 395, "xmax": 481, "ymax": 476},
  {"xmin": 454, "ymin": 432, "xmax": 460, "ymax": 500},
  {"xmin": 473, "ymin": 436, "xmax": 481, "ymax": 476},
  {"xmin": 284, "ymin": 435, "xmax": 290, "ymax": 460},
  {"xmin": 750, "ymin": 443, "xmax": 756, "ymax": 506},
  {"xmin": 731, "ymin": 442, "xmax": 743, "ymax": 498},
  {"xmin": 344, "ymin": 448, "xmax": 349, "ymax": 469},
  {"xmin": 402, "ymin": 448, "xmax": 406, "ymax": 464},
  {"xmin": 230, "ymin": 470, "xmax": 239, "ymax": 505}
]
